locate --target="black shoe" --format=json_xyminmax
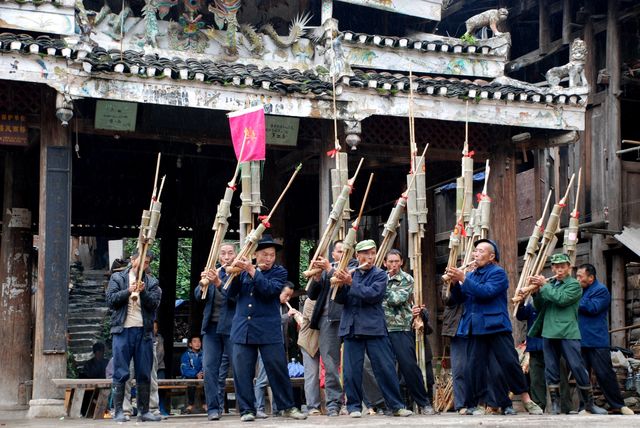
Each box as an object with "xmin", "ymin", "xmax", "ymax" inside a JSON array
[
  {"xmin": 136, "ymin": 383, "xmax": 162, "ymax": 422},
  {"xmin": 578, "ymin": 386, "xmax": 607, "ymax": 415}
]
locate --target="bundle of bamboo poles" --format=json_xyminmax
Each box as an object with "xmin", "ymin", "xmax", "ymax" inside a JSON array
[
  {"xmin": 132, "ymin": 153, "xmax": 165, "ymax": 302},
  {"xmin": 512, "ymin": 173, "xmax": 576, "ymax": 314},
  {"xmin": 303, "ymin": 158, "xmax": 364, "ymax": 289},
  {"xmin": 373, "ymin": 145, "xmax": 428, "ymax": 268},
  {"xmin": 329, "ymin": 173, "xmax": 374, "ymax": 299},
  {"xmin": 563, "ymin": 168, "xmax": 582, "ymax": 266},
  {"xmin": 239, "ymin": 161, "xmax": 262, "ymax": 243},
  {"xmin": 434, "ymin": 375, "xmax": 454, "ymax": 413},
  {"xmin": 223, "ymin": 164, "xmax": 302, "ymax": 289}
]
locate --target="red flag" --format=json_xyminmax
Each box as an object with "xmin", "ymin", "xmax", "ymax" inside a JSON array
[{"xmin": 228, "ymin": 105, "xmax": 266, "ymax": 162}]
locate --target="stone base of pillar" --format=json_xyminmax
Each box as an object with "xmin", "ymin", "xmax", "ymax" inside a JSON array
[
  {"xmin": 27, "ymin": 399, "xmax": 65, "ymax": 418},
  {"xmin": 0, "ymin": 402, "xmax": 28, "ymax": 420}
]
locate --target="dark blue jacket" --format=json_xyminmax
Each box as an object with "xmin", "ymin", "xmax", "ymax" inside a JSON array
[
  {"xmin": 180, "ymin": 349, "xmax": 203, "ymax": 379},
  {"xmin": 450, "ymin": 263, "xmax": 512, "ymax": 336},
  {"xmin": 578, "ymin": 279, "xmax": 610, "ymax": 348},
  {"xmin": 227, "ymin": 264, "xmax": 288, "ymax": 345},
  {"xmin": 515, "ymin": 303, "xmax": 543, "ymax": 352},
  {"xmin": 334, "ymin": 266, "xmax": 388, "ymax": 337},
  {"xmin": 195, "ymin": 268, "xmax": 237, "ymax": 336},
  {"xmin": 106, "ymin": 267, "xmax": 161, "ymax": 338}
]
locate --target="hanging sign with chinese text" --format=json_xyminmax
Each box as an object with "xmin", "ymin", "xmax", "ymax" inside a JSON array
[
  {"xmin": 266, "ymin": 115, "xmax": 299, "ymax": 147},
  {"xmin": 95, "ymin": 100, "xmax": 138, "ymax": 132},
  {"xmin": 0, "ymin": 113, "xmax": 28, "ymax": 146}
]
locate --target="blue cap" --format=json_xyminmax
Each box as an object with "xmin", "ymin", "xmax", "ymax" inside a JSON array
[{"xmin": 473, "ymin": 239, "xmax": 499, "ymax": 262}]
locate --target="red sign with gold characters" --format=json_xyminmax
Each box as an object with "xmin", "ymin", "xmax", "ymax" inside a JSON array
[{"xmin": 0, "ymin": 113, "xmax": 28, "ymax": 146}]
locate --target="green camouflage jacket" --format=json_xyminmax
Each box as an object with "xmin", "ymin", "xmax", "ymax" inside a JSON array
[{"xmin": 383, "ymin": 269, "xmax": 414, "ymax": 332}]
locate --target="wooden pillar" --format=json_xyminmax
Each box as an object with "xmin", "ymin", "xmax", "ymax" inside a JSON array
[
  {"xmin": 423, "ymin": 189, "xmax": 440, "ymax": 358},
  {"xmin": 487, "ymin": 141, "xmax": 519, "ymax": 341},
  {"xmin": 539, "ymin": 0, "xmax": 550, "ymax": 55},
  {"xmin": 605, "ymin": 0, "xmax": 624, "ymax": 347},
  {"xmin": 0, "ymin": 151, "xmax": 33, "ymax": 411},
  {"xmin": 29, "ymin": 89, "xmax": 71, "ymax": 418},
  {"xmin": 318, "ymin": 123, "xmax": 332, "ymax": 252}
]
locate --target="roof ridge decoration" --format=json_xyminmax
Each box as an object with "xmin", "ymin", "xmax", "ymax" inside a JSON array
[{"xmin": 0, "ymin": 31, "xmax": 588, "ymax": 107}]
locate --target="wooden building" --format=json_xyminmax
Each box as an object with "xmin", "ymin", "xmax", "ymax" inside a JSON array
[{"xmin": 0, "ymin": 0, "xmax": 637, "ymax": 417}]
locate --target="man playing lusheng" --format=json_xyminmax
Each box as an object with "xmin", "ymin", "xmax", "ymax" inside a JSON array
[
  {"xmin": 576, "ymin": 263, "xmax": 634, "ymax": 415},
  {"xmin": 106, "ymin": 251, "xmax": 162, "ymax": 423},
  {"xmin": 195, "ymin": 242, "xmax": 238, "ymax": 420},
  {"xmin": 528, "ymin": 253, "xmax": 607, "ymax": 415},
  {"xmin": 382, "ymin": 249, "xmax": 435, "ymax": 415},
  {"xmin": 446, "ymin": 239, "xmax": 542, "ymax": 416},
  {"xmin": 226, "ymin": 235, "xmax": 306, "ymax": 422},
  {"xmin": 307, "ymin": 240, "xmax": 350, "ymax": 416},
  {"xmin": 333, "ymin": 239, "xmax": 412, "ymax": 418}
]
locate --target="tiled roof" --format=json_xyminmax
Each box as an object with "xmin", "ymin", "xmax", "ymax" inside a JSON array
[
  {"xmin": 0, "ymin": 32, "xmax": 585, "ymax": 106},
  {"xmin": 341, "ymin": 31, "xmax": 497, "ymax": 56}
]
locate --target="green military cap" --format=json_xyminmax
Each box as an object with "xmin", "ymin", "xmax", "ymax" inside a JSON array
[
  {"xmin": 549, "ymin": 253, "xmax": 571, "ymax": 265},
  {"xmin": 355, "ymin": 239, "xmax": 377, "ymax": 252}
]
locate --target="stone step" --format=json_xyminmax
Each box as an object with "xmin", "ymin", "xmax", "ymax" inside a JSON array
[
  {"xmin": 68, "ymin": 300, "xmax": 107, "ymax": 308},
  {"xmin": 70, "ymin": 338, "xmax": 100, "ymax": 350},
  {"xmin": 69, "ymin": 331, "xmax": 102, "ymax": 341},
  {"xmin": 68, "ymin": 314, "xmax": 104, "ymax": 325},
  {"xmin": 68, "ymin": 324, "xmax": 104, "ymax": 333}
]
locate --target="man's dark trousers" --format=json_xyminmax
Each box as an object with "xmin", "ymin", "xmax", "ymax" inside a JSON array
[
  {"xmin": 203, "ymin": 322, "xmax": 233, "ymax": 414},
  {"xmin": 388, "ymin": 331, "xmax": 429, "ymax": 407},
  {"xmin": 112, "ymin": 327, "xmax": 153, "ymax": 384},
  {"xmin": 232, "ymin": 342, "xmax": 294, "ymax": 414},
  {"xmin": 465, "ymin": 332, "xmax": 528, "ymax": 408},
  {"xmin": 543, "ymin": 338, "xmax": 590, "ymax": 387},
  {"xmin": 343, "ymin": 335, "xmax": 405, "ymax": 413},
  {"xmin": 450, "ymin": 336, "xmax": 468, "ymax": 410},
  {"xmin": 582, "ymin": 347, "xmax": 625, "ymax": 408}
]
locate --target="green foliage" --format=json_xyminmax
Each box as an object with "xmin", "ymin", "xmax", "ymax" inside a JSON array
[
  {"xmin": 67, "ymin": 351, "xmax": 79, "ymax": 379},
  {"xmin": 460, "ymin": 33, "xmax": 477, "ymax": 45},
  {"xmin": 299, "ymin": 239, "xmax": 316, "ymax": 289},
  {"xmin": 176, "ymin": 238, "xmax": 193, "ymax": 300}
]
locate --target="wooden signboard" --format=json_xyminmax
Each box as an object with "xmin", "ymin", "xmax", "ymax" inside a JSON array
[
  {"xmin": 266, "ymin": 115, "xmax": 299, "ymax": 147},
  {"xmin": 95, "ymin": 100, "xmax": 138, "ymax": 132},
  {"xmin": 0, "ymin": 113, "xmax": 28, "ymax": 146}
]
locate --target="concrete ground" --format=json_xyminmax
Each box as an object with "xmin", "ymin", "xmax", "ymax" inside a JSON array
[{"xmin": 1, "ymin": 413, "xmax": 640, "ymax": 428}]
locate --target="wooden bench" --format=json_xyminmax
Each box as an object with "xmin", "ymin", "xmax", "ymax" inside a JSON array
[{"xmin": 53, "ymin": 377, "xmax": 306, "ymax": 419}]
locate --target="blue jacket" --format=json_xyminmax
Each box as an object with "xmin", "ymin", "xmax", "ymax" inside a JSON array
[
  {"xmin": 106, "ymin": 267, "xmax": 161, "ymax": 338},
  {"xmin": 195, "ymin": 268, "xmax": 237, "ymax": 336},
  {"xmin": 180, "ymin": 349, "xmax": 203, "ymax": 379},
  {"xmin": 578, "ymin": 279, "xmax": 611, "ymax": 348},
  {"xmin": 334, "ymin": 266, "xmax": 388, "ymax": 337},
  {"xmin": 227, "ymin": 264, "xmax": 288, "ymax": 345},
  {"xmin": 515, "ymin": 303, "xmax": 543, "ymax": 352},
  {"xmin": 450, "ymin": 262, "xmax": 512, "ymax": 336}
]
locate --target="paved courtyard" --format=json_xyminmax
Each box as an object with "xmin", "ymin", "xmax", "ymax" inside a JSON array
[{"xmin": 1, "ymin": 413, "xmax": 640, "ymax": 428}]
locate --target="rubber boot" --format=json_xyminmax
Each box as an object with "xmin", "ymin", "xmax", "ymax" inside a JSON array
[
  {"xmin": 578, "ymin": 386, "xmax": 607, "ymax": 415},
  {"xmin": 548, "ymin": 385, "xmax": 561, "ymax": 415},
  {"xmin": 137, "ymin": 383, "xmax": 162, "ymax": 422},
  {"xmin": 113, "ymin": 383, "xmax": 128, "ymax": 422}
]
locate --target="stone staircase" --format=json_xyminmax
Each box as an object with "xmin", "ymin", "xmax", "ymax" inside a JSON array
[{"xmin": 67, "ymin": 269, "xmax": 110, "ymax": 368}]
